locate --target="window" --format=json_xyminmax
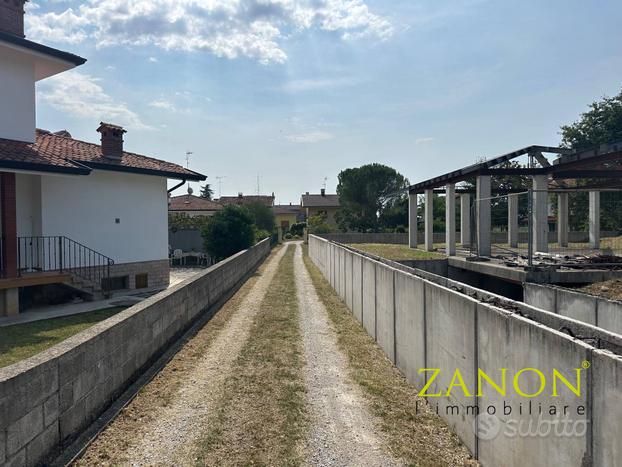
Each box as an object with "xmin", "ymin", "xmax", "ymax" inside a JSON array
[{"xmin": 135, "ymin": 273, "xmax": 149, "ymax": 289}]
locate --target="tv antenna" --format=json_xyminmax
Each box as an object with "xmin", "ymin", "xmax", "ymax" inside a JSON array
[
  {"xmin": 185, "ymin": 151, "xmax": 194, "ymax": 192},
  {"xmin": 256, "ymin": 174, "xmax": 261, "ymax": 195},
  {"xmin": 322, "ymin": 176, "xmax": 328, "ymax": 190},
  {"xmin": 215, "ymin": 176, "xmax": 226, "ymax": 198}
]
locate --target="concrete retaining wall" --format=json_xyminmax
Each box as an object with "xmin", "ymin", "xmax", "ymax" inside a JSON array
[
  {"xmin": 309, "ymin": 235, "xmax": 622, "ymax": 467},
  {"xmin": 0, "ymin": 239, "xmax": 271, "ymax": 467},
  {"xmin": 524, "ymin": 283, "xmax": 622, "ymax": 336}
]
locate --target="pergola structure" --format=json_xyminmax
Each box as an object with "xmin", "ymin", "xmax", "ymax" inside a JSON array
[{"xmin": 408, "ymin": 141, "xmax": 622, "ymax": 257}]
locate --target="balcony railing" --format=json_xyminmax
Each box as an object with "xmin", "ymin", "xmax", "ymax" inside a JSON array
[{"xmin": 13, "ymin": 236, "xmax": 114, "ymax": 293}]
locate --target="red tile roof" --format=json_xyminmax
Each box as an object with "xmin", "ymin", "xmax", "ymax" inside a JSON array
[
  {"xmin": 169, "ymin": 195, "xmax": 223, "ymax": 211},
  {"xmin": 218, "ymin": 195, "xmax": 275, "ymax": 207},
  {"xmin": 0, "ymin": 130, "xmax": 205, "ymax": 180}
]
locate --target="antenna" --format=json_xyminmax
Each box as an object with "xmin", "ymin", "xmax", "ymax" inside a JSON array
[
  {"xmin": 256, "ymin": 174, "xmax": 261, "ymax": 195},
  {"xmin": 215, "ymin": 176, "xmax": 226, "ymax": 198},
  {"xmin": 322, "ymin": 176, "xmax": 328, "ymax": 190},
  {"xmin": 185, "ymin": 151, "xmax": 194, "ymax": 193}
]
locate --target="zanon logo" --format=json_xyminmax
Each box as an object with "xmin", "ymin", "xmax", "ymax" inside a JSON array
[{"xmin": 417, "ymin": 367, "xmax": 584, "ymax": 398}]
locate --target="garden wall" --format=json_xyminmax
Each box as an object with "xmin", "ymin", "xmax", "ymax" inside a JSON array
[
  {"xmin": 0, "ymin": 239, "xmax": 271, "ymax": 467},
  {"xmin": 309, "ymin": 234, "xmax": 622, "ymax": 467},
  {"xmin": 524, "ymin": 282, "xmax": 622, "ymax": 336}
]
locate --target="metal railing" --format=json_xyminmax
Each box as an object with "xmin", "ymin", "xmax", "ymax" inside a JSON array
[{"xmin": 16, "ymin": 236, "xmax": 114, "ymax": 293}]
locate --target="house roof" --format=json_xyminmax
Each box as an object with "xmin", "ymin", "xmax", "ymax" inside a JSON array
[
  {"xmin": 0, "ymin": 130, "xmax": 206, "ymax": 181},
  {"xmin": 0, "ymin": 30, "xmax": 86, "ymax": 67},
  {"xmin": 301, "ymin": 194, "xmax": 340, "ymax": 208},
  {"xmin": 169, "ymin": 195, "xmax": 223, "ymax": 212},
  {"xmin": 218, "ymin": 195, "xmax": 275, "ymax": 207},
  {"xmin": 273, "ymin": 204, "xmax": 302, "ymax": 215}
]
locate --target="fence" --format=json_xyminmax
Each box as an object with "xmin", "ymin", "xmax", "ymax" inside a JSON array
[
  {"xmin": 309, "ymin": 234, "xmax": 622, "ymax": 467},
  {"xmin": 0, "ymin": 238, "xmax": 271, "ymax": 467}
]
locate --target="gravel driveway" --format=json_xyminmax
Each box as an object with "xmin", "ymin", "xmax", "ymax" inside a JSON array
[{"xmin": 294, "ymin": 243, "xmax": 400, "ymax": 467}]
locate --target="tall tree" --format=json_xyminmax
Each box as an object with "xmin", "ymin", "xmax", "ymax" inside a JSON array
[
  {"xmin": 560, "ymin": 88, "xmax": 622, "ymax": 149},
  {"xmin": 200, "ymin": 184, "xmax": 214, "ymax": 199},
  {"xmin": 244, "ymin": 202, "xmax": 276, "ymax": 232},
  {"xmin": 336, "ymin": 163, "xmax": 409, "ymax": 232}
]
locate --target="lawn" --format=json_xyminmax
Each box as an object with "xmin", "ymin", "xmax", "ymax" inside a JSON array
[
  {"xmin": 346, "ymin": 243, "xmax": 446, "ymax": 260},
  {"xmin": 0, "ymin": 307, "xmax": 125, "ymax": 368}
]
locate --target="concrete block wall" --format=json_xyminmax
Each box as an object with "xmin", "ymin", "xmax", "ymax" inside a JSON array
[
  {"xmin": 524, "ymin": 283, "xmax": 622, "ymax": 336},
  {"xmin": 0, "ymin": 239, "xmax": 271, "ymax": 467},
  {"xmin": 309, "ymin": 235, "xmax": 622, "ymax": 467}
]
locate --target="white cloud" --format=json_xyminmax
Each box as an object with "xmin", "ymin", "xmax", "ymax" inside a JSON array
[
  {"xmin": 282, "ymin": 76, "xmax": 355, "ymax": 92},
  {"xmin": 415, "ymin": 137, "xmax": 435, "ymax": 144},
  {"xmin": 148, "ymin": 56, "xmax": 158, "ymax": 63},
  {"xmin": 26, "ymin": 0, "xmax": 393, "ymax": 64},
  {"xmin": 285, "ymin": 131, "xmax": 333, "ymax": 143},
  {"xmin": 37, "ymin": 71, "xmax": 151, "ymax": 130},
  {"xmin": 149, "ymin": 99, "xmax": 175, "ymax": 111}
]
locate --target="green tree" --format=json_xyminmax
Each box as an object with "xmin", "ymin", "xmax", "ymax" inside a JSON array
[
  {"xmin": 560, "ymin": 89, "xmax": 622, "ymax": 231},
  {"xmin": 561, "ymin": 88, "xmax": 622, "ymax": 149},
  {"xmin": 307, "ymin": 212, "xmax": 333, "ymax": 234},
  {"xmin": 244, "ymin": 202, "xmax": 276, "ymax": 232},
  {"xmin": 202, "ymin": 206, "xmax": 255, "ymax": 260},
  {"xmin": 336, "ymin": 163, "xmax": 409, "ymax": 232},
  {"xmin": 200, "ymin": 184, "xmax": 214, "ymax": 199}
]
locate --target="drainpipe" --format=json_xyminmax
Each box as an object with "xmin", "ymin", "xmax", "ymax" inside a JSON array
[{"xmin": 168, "ymin": 179, "xmax": 187, "ymax": 194}]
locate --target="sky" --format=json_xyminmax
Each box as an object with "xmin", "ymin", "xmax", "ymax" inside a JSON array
[{"xmin": 27, "ymin": 0, "xmax": 622, "ymax": 204}]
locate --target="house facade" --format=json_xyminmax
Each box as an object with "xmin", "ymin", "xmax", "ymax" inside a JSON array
[
  {"xmin": 301, "ymin": 189, "xmax": 341, "ymax": 226},
  {"xmin": 0, "ymin": 2, "xmax": 205, "ymax": 316},
  {"xmin": 273, "ymin": 204, "xmax": 304, "ymax": 230}
]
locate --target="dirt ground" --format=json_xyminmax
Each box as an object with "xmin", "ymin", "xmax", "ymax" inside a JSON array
[{"xmin": 578, "ymin": 278, "xmax": 622, "ymax": 301}]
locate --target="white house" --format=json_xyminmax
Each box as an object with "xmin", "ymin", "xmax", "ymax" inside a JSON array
[{"xmin": 0, "ymin": 1, "xmax": 206, "ymax": 316}]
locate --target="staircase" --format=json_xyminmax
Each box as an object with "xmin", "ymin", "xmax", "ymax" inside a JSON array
[{"xmin": 17, "ymin": 236, "xmax": 115, "ymax": 299}]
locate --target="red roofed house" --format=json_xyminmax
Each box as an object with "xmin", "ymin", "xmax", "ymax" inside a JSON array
[
  {"xmin": 169, "ymin": 194, "xmax": 223, "ymax": 217},
  {"xmin": 0, "ymin": 2, "xmax": 206, "ymax": 315}
]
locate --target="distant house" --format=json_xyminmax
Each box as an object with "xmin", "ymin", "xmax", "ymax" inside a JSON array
[
  {"xmin": 218, "ymin": 193, "xmax": 275, "ymax": 208},
  {"xmin": 169, "ymin": 194, "xmax": 223, "ymax": 217},
  {"xmin": 0, "ymin": 2, "xmax": 206, "ymax": 315},
  {"xmin": 301, "ymin": 189, "xmax": 341, "ymax": 225},
  {"xmin": 273, "ymin": 204, "xmax": 304, "ymax": 230}
]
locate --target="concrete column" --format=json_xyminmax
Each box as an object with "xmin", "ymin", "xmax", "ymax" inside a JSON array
[
  {"xmin": 508, "ymin": 193, "xmax": 519, "ymax": 248},
  {"xmin": 408, "ymin": 192, "xmax": 418, "ymax": 249},
  {"xmin": 460, "ymin": 194, "xmax": 471, "ymax": 247},
  {"xmin": 589, "ymin": 191, "xmax": 600, "ymax": 249},
  {"xmin": 445, "ymin": 184, "xmax": 456, "ymax": 255},
  {"xmin": 476, "ymin": 176, "xmax": 491, "ymax": 257},
  {"xmin": 532, "ymin": 175, "xmax": 549, "ymax": 253},
  {"xmin": 557, "ymin": 193, "xmax": 569, "ymax": 247},
  {"xmin": 424, "ymin": 189, "xmax": 434, "ymax": 251}
]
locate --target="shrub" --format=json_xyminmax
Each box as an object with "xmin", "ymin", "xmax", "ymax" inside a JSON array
[
  {"xmin": 284, "ymin": 232, "xmax": 293, "ymax": 240},
  {"xmin": 289, "ymin": 222, "xmax": 306, "ymax": 237},
  {"xmin": 254, "ymin": 228, "xmax": 272, "ymax": 242},
  {"xmin": 394, "ymin": 225, "xmax": 407, "ymax": 233},
  {"xmin": 202, "ymin": 206, "xmax": 255, "ymax": 260}
]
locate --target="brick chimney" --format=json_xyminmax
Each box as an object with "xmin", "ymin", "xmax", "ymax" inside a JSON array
[
  {"xmin": 321, "ymin": 188, "xmax": 326, "ymax": 196},
  {"xmin": 97, "ymin": 123, "xmax": 126, "ymax": 161},
  {"xmin": 0, "ymin": 0, "xmax": 27, "ymax": 37}
]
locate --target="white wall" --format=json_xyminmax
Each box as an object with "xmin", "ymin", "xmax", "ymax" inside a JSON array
[
  {"xmin": 16, "ymin": 173, "xmax": 42, "ymax": 237},
  {"xmin": 0, "ymin": 47, "xmax": 35, "ymax": 143},
  {"xmin": 41, "ymin": 171, "xmax": 169, "ymax": 263}
]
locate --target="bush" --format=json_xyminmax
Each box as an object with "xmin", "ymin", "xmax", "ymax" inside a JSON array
[
  {"xmin": 254, "ymin": 228, "xmax": 272, "ymax": 242},
  {"xmin": 394, "ymin": 225, "xmax": 406, "ymax": 233},
  {"xmin": 284, "ymin": 232, "xmax": 293, "ymax": 240},
  {"xmin": 307, "ymin": 213, "xmax": 333, "ymax": 234},
  {"xmin": 202, "ymin": 206, "xmax": 255, "ymax": 260},
  {"xmin": 289, "ymin": 222, "xmax": 306, "ymax": 237},
  {"xmin": 245, "ymin": 202, "xmax": 276, "ymax": 232}
]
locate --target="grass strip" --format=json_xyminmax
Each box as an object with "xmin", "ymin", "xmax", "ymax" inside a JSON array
[
  {"xmin": 0, "ymin": 307, "xmax": 124, "ymax": 368},
  {"xmin": 347, "ymin": 243, "xmax": 445, "ymax": 260},
  {"xmin": 195, "ymin": 245, "xmax": 307, "ymax": 466},
  {"xmin": 302, "ymin": 245, "xmax": 477, "ymax": 467}
]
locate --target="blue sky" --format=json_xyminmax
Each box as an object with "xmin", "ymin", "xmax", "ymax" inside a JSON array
[{"xmin": 28, "ymin": 0, "xmax": 622, "ymax": 204}]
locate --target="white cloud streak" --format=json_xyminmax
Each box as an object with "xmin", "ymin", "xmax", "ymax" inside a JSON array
[
  {"xmin": 26, "ymin": 0, "xmax": 393, "ymax": 64},
  {"xmin": 37, "ymin": 71, "xmax": 151, "ymax": 130}
]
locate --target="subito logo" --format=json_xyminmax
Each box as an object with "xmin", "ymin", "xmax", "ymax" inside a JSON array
[{"xmin": 474, "ymin": 413, "xmax": 501, "ymax": 440}]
